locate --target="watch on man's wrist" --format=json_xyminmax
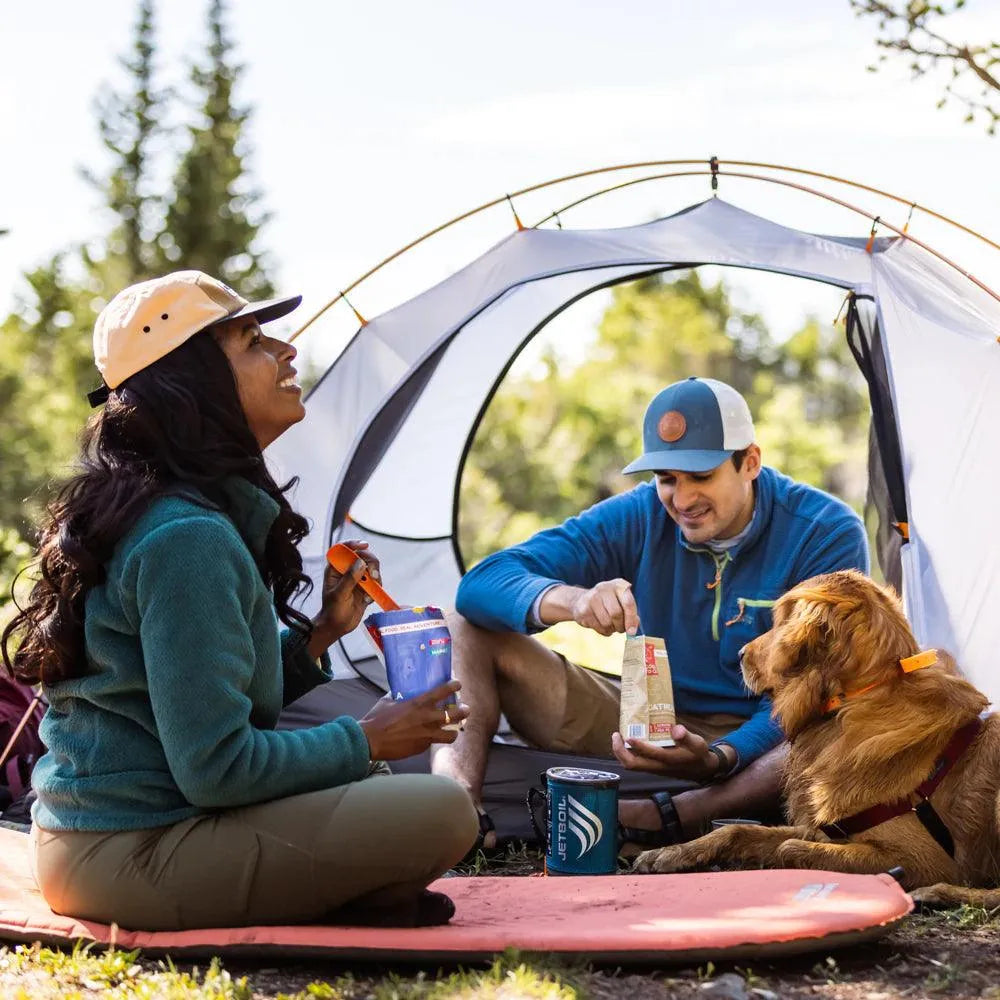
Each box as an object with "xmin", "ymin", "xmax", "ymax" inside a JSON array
[{"xmin": 707, "ymin": 741, "xmax": 735, "ymax": 782}]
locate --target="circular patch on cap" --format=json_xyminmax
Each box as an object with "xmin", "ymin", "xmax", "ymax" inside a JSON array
[{"xmin": 657, "ymin": 410, "xmax": 686, "ymax": 443}]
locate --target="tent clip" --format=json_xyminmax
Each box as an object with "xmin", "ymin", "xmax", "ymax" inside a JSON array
[
  {"xmin": 865, "ymin": 216, "xmax": 881, "ymax": 255},
  {"xmin": 505, "ymin": 193, "xmax": 526, "ymax": 231},
  {"xmin": 552, "ymin": 210, "xmax": 563, "ymax": 230},
  {"xmin": 833, "ymin": 292, "xmax": 852, "ymax": 326},
  {"xmin": 340, "ymin": 290, "xmax": 367, "ymax": 327},
  {"xmin": 902, "ymin": 202, "xmax": 916, "ymax": 236},
  {"xmin": 709, "ymin": 156, "xmax": 719, "ymax": 195}
]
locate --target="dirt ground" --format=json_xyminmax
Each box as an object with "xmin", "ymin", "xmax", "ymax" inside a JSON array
[{"xmin": 220, "ymin": 849, "xmax": 1000, "ymax": 1000}]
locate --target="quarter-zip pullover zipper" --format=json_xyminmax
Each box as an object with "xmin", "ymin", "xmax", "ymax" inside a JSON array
[{"xmin": 689, "ymin": 548, "xmax": 732, "ymax": 640}]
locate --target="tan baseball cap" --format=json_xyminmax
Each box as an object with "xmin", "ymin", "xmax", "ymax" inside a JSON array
[{"xmin": 90, "ymin": 270, "xmax": 301, "ymax": 402}]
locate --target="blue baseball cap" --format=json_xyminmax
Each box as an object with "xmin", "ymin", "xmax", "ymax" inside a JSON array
[{"xmin": 623, "ymin": 377, "xmax": 755, "ymax": 474}]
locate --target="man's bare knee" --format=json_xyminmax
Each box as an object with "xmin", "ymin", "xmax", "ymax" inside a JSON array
[
  {"xmin": 445, "ymin": 611, "xmax": 568, "ymax": 749},
  {"xmin": 446, "ymin": 610, "xmax": 506, "ymax": 677}
]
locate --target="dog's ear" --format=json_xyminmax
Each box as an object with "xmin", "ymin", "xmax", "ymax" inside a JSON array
[
  {"xmin": 780, "ymin": 597, "xmax": 832, "ymax": 674},
  {"xmin": 768, "ymin": 595, "xmax": 841, "ymax": 737}
]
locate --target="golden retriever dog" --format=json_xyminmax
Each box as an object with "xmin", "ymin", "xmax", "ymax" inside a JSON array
[{"xmin": 634, "ymin": 569, "xmax": 1000, "ymax": 907}]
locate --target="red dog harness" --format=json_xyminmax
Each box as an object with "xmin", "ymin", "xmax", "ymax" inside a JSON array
[{"xmin": 819, "ymin": 716, "xmax": 984, "ymax": 857}]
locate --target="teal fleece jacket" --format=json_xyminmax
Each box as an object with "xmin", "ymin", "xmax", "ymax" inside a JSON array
[{"xmin": 32, "ymin": 478, "xmax": 372, "ymax": 832}]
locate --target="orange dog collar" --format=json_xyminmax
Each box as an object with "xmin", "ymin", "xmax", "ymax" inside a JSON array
[
  {"xmin": 823, "ymin": 649, "xmax": 938, "ymax": 714},
  {"xmin": 899, "ymin": 649, "xmax": 938, "ymax": 672}
]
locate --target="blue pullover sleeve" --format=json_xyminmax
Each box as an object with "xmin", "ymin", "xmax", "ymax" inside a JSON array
[
  {"xmin": 793, "ymin": 509, "xmax": 870, "ymax": 580},
  {"xmin": 130, "ymin": 517, "xmax": 371, "ymax": 809},
  {"xmin": 714, "ymin": 696, "xmax": 785, "ymax": 769},
  {"xmin": 719, "ymin": 509, "xmax": 870, "ymax": 768},
  {"xmin": 457, "ymin": 489, "xmax": 645, "ymax": 632}
]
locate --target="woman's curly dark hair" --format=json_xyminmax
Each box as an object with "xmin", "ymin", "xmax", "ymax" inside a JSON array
[{"xmin": 2, "ymin": 329, "xmax": 313, "ymax": 685}]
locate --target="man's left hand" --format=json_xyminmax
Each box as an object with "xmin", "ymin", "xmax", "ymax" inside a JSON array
[{"xmin": 611, "ymin": 724, "xmax": 722, "ymax": 780}]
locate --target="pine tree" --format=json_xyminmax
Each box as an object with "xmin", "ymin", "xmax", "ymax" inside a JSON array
[
  {"xmin": 160, "ymin": 0, "xmax": 274, "ymax": 297},
  {"xmin": 85, "ymin": 0, "xmax": 164, "ymax": 282}
]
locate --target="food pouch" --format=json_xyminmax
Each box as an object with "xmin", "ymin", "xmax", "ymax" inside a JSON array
[
  {"xmin": 618, "ymin": 634, "xmax": 676, "ymax": 747},
  {"xmin": 364, "ymin": 605, "xmax": 459, "ymax": 727}
]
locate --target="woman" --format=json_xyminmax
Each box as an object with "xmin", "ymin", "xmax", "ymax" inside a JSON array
[{"xmin": 1, "ymin": 270, "xmax": 478, "ymax": 931}]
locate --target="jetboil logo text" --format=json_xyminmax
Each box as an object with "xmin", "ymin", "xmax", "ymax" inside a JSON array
[{"xmin": 554, "ymin": 792, "xmax": 604, "ymax": 861}]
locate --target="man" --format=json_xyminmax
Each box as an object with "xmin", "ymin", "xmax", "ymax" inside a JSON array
[{"xmin": 433, "ymin": 376, "xmax": 869, "ymax": 849}]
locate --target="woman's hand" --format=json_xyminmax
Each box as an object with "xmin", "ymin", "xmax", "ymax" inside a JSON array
[
  {"xmin": 611, "ymin": 724, "xmax": 723, "ymax": 780},
  {"xmin": 307, "ymin": 540, "xmax": 380, "ymax": 657},
  {"xmin": 359, "ymin": 680, "xmax": 470, "ymax": 761}
]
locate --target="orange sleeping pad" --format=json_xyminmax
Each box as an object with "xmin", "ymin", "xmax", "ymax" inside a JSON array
[{"xmin": 0, "ymin": 828, "xmax": 911, "ymax": 962}]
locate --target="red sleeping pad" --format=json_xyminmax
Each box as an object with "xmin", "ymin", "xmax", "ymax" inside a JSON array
[{"xmin": 0, "ymin": 828, "xmax": 911, "ymax": 963}]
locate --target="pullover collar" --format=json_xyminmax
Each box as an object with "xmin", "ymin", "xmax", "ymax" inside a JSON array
[{"xmin": 217, "ymin": 476, "xmax": 280, "ymax": 559}]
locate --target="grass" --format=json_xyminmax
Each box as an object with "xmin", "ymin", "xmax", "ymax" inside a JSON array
[
  {"xmin": 0, "ymin": 942, "xmax": 252, "ymax": 999},
  {"xmin": 0, "ymin": 945, "xmax": 583, "ymax": 1000}
]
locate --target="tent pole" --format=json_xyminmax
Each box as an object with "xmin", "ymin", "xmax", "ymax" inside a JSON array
[{"xmin": 290, "ymin": 158, "xmax": 1000, "ymax": 342}]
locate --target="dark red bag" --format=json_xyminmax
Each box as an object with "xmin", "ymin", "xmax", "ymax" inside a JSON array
[{"xmin": 0, "ymin": 675, "xmax": 45, "ymax": 806}]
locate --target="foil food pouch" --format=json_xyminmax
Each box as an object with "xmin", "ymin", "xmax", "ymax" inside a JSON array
[{"xmin": 619, "ymin": 634, "xmax": 676, "ymax": 747}]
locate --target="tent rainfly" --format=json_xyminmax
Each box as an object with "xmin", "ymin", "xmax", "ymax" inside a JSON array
[{"xmin": 269, "ymin": 196, "xmax": 1000, "ymax": 749}]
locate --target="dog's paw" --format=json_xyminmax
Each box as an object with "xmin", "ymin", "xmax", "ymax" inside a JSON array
[
  {"xmin": 775, "ymin": 840, "xmax": 815, "ymax": 868},
  {"xmin": 632, "ymin": 845, "xmax": 691, "ymax": 874},
  {"xmin": 910, "ymin": 883, "xmax": 963, "ymax": 909}
]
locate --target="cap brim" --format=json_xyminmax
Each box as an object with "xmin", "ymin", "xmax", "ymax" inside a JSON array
[
  {"xmin": 622, "ymin": 449, "xmax": 733, "ymax": 475},
  {"xmin": 228, "ymin": 293, "xmax": 302, "ymax": 326}
]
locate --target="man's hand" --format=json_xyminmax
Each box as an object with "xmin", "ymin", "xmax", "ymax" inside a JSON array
[
  {"xmin": 611, "ymin": 724, "xmax": 728, "ymax": 780},
  {"xmin": 540, "ymin": 578, "xmax": 639, "ymax": 636}
]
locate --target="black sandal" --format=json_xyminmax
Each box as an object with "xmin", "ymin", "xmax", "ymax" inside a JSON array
[
  {"xmin": 460, "ymin": 808, "xmax": 498, "ymax": 862},
  {"xmin": 619, "ymin": 790, "xmax": 684, "ymax": 848}
]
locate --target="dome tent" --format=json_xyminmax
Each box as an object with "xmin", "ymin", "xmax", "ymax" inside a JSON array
[{"xmin": 270, "ymin": 164, "xmax": 1000, "ymax": 839}]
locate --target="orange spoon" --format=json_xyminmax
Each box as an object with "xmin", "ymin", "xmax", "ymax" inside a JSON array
[{"xmin": 326, "ymin": 543, "xmax": 401, "ymax": 612}]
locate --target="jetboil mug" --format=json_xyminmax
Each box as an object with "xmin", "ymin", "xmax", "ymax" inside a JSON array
[{"xmin": 527, "ymin": 767, "xmax": 620, "ymax": 875}]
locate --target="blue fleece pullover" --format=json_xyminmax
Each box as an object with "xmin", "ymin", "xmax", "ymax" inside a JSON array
[
  {"xmin": 32, "ymin": 477, "xmax": 372, "ymax": 832},
  {"xmin": 456, "ymin": 466, "xmax": 869, "ymax": 767}
]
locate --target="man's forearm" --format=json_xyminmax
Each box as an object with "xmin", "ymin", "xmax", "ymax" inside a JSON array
[{"xmin": 537, "ymin": 584, "xmax": 587, "ymax": 626}]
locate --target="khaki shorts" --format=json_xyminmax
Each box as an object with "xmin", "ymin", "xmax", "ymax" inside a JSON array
[{"xmin": 549, "ymin": 657, "xmax": 748, "ymax": 758}]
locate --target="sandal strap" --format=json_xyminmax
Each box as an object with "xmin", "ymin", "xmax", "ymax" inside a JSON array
[
  {"xmin": 651, "ymin": 790, "xmax": 683, "ymax": 842},
  {"xmin": 478, "ymin": 809, "xmax": 495, "ymax": 840},
  {"xmin": 619, "ymin": 790, "xmax": 684, "ymax": 849}
]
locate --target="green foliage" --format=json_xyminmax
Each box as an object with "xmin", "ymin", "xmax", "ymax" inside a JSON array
[
  {"xmin": 0, "ymin": 0, "xmax": 276, "ymax": 613},
  {"xmin": 160, "ymin": 0, "xmax": 274, "ymax": 297},
  {"xmin": 0, "ymin": 256, "xmax": 101, "ymax": 613},
  {"xmin": 86, "ymin": 0, "xmax": 165, "ymax": 281},
  {"xmin": 459, "ymin": 273, "xmax": 869, "ymax": 568},
  {"xmin": 851, "ymin": 0, "xmax": 1000, "ymax": 135}
]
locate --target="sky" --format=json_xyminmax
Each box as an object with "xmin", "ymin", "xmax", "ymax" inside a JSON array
[{"xmin": 3, "ymin": 0, "xmax": 999, "ymax": 374}]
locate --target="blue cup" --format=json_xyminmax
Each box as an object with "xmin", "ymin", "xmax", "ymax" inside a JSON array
[
  {"xmin": 528, "ymin": 767, "xmax": 620, "ymax": 875},
  {"xmin": 364, "ymin": 606, "xmax": 457, "ymax": 719}
]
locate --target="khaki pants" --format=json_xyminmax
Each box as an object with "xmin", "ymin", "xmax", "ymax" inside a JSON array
[
  {"xmin": 33, "ymin": 773, "xmax": 478, "ymax": 931},
  {"xmin": 551, "ymin": 659, "xmax": 747, "ymax": 757}
]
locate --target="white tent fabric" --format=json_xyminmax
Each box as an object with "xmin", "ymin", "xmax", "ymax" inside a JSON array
[{"xmin": 267, "ymin": 197, "xmax": 1000, "ymax": 704}]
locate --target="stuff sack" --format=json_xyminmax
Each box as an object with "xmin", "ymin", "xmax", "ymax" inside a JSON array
[{"xmin": 0, "ymin": 676, "xmax": 45, "ymax": 813}]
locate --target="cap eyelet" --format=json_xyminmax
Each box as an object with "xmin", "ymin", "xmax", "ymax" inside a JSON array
[
  {"xmin": 161, "ymin": 313, "xmax": 168, "ymax": 320},
  {"xmin": 142, "ymin": 325, "xmax": 151, "ymax": 333}
]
